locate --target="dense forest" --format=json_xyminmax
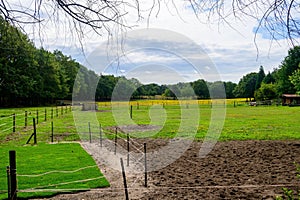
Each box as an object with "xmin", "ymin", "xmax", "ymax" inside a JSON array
[{"xmin": 1, "ymin": 17, "xmax": 300, "ymax": 107}]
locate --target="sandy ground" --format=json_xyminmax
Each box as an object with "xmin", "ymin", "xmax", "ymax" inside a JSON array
[{"xmin": 36, "ymin": 139, "xmax": 300, "ymax": 200}]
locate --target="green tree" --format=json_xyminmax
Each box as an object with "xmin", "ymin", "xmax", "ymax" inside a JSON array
[
  {"xmin": 96, "ymin": 75, "xmax": 117, "ymax": 100},
  {"xmin": 263, "ymin": 71, "xmax": 275, "ymax": 84},
  {"xmin": 53, "ymin": 50, "xmax": 80, "ymax": 99},
  {"xmin": 224, "ymin": 81, "xmax": 237, "ymax": 98},
  {"xmin": 139, "ymin": 83, "xmax": 164, "ymax": 96},
  {"xmin": 0, "ymin": 16, "xmax": 39, "ymax": 105},
  {"xmin": 36, "ymin": 48, "xmax": 64, "ymax": 102},
  {"xmin": 289, "ymin": 68, "xmax": 300, "ymax": 94},
  {"xmin": 233, "ymin": 72, "xmax": 258, "ymax": 100},
  {"xmin": 254, "ymin": 83, "xmax": 277, "ymax": 100},
  {"xmin": 163, "ymin": 88, "xmax": 175, "ymax": 98},
  {"xmin": 112, "ymin": 77, "xmax": 136, "ymax": 100},
  {"xmin": 255, "ymin": 66, "xmax": 265, "ymax": 90},
  {"xmin": 208, "ymin": 81, "xmax": 226, "ymax": 99},
  {"xmin": 275, "ymin": 46, "xmax": 300, "ymax": 94},
  {"xmin": 191, "ymin": 79, "xmax": 209, "ymax": 99}
]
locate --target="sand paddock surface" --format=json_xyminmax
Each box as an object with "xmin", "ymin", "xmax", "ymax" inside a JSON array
[{"xmin": 37, "ymin": 139, "xmax": 300, "ymax": 200}]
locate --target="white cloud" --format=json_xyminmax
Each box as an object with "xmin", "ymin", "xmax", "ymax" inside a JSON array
[{"xmin": 11, "ymin": 0, "xmax": 295, "ymax": 83}]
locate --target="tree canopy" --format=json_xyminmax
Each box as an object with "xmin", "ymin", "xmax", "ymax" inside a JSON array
[{"xmin": 2, "ymin": 15, "xmax": 300, "ymax": 106}]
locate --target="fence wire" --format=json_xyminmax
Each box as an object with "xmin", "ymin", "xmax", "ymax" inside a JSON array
[
  {"xmin": 17, "ymin": 165, "xmax": 98, "ymax": 177},
  {"xmin": 18, "ymin": 176, "xmax": 106, "ymax": 192}
]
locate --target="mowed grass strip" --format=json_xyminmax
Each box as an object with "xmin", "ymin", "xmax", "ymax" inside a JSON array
[
  {"xmin": 0, "ymin": 143, "xmax": 109, "ymax": 199},
  {"xmin": 96, "ymin": 100, "xmax": 300, "ymax": 141},
  {"xmin": 220, "ymin": 105, "xmax": 300, "ymax": 140}
]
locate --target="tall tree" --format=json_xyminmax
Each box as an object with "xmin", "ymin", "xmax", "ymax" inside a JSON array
[
  {"xmin": 289, "ymin": 67, "xmax": 300, "ymax": 94},
  {"xmin": 191, "ymin": 79, "xmax": 209, "ymax": 99},
  {"xmin": 53, "ymin": 50, "xmax": 80, "ymax": 99},
  {"xmin": 224, "ymin": 81, "xmax": 237, "ymax": 98},
  {"xmin": 233, "ymin": 72, "xmax": 258, "ymax": 100},
  {"xmin": 255, "ymin": 66, "xmax": 265, "ymax": 90},
  {"xmin": 0, "ymin": 16, "xmax": 39, "ymax": 105},
  {"xmin": 263, "ymin": 71, "xmax": 275, "ymax": 84},
  {"xmin": 275, "ymin": 46, "xmax": 300, "ymax": 94}
]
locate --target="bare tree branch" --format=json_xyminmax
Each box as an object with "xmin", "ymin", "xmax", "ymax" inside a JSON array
[{"xmin": 0, "ymin": 0, "xmax": 299, "ymax": 48}]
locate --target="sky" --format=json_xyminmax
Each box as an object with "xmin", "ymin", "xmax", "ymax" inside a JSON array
[{"xmin": 14, "ymin": 0, "xmax": 295, "ymax": 84}]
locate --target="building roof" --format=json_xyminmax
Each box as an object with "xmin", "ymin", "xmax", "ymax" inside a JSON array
[{"xmin": 282, "ymin": 94, "xmax": 300, "ymax": 98}]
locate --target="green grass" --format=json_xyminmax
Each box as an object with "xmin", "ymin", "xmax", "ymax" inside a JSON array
[
  {"xmin": 1, "ymin": 101, "xmax": 300, "ymax": 199},
  {"xmin": 94, "ymin": 101, "xmax": 300, "ymax": 141},
  {"xmin": 220, "ymin": 106, "xmax": 300, "ymax": 140},
  {"xmin": 0, "ymin": 106, "xmax": 108, "ymax": 199},
  {"xmin": 0, "ymin": 143, "xmax": 109, "ymax": 199}
]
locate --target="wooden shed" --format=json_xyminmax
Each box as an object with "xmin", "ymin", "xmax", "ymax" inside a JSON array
[{"xmin": 281, "ymin": 94, "xmax": 300, "ymax": 106}]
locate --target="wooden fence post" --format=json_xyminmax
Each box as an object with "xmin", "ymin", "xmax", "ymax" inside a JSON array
[
  {"xmin": 36, "ymin": 110, "xmax": 39, "ymax": 124},
  {"xmin": 9, "ymin": 150, "xmax": 17, "ymax": 200},
  {"xmin": 89, "ymin": 122, "xmax": 92, "ymax": 143},
  {"xmin": 6, "ymin": 166, "xmax": 10, "ymax": 200},
  {"xmin": 114, "ymin": 128, "xmax": 117, "ymax": 155},
  {"xmin": 12, "ymin": 114, "xmax": 15, "ymax": 133},
  {"xmin": 33, "ymin": 118, "xmax": 37, "ymax": 144},
  {"xmin": 130, "ymin": 105, "xmax": 133, "ymax": 119},
  {"xmin": 26, "ymin": 118, "xmax": 37, "ymax": 144},
  {"xmin": 99, "ymin": 124, "xmax": 102, "ymax": 148},
  {"xmin": 120, "ymin": 158, "xmax": 129, "ymax": 200},
  {"xmin": 144, "ymin": 143, "xmax": 147, "ymax": 187},
  {"xmin": 25, "ymin": 111, "xmax": 28, "ymax": 127},
  {"xmin": 44, "ymin": 108, "xmax": 47, "ymax": 121},
  {"xmin": 127, "ymin": 133, "xmax": 130, "ymax": 167},
  {"xmin": 51, "ymin": 121, "xmax": 54, "ymax": 143}
]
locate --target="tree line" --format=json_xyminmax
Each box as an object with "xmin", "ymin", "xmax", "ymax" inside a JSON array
[
  {"xmin": 233, "ymin": 46, "xmax": 300, "ymax": 101},
  {"xmin": 1, "ymin": 17, "xmax": 300, "ymax": 106}
]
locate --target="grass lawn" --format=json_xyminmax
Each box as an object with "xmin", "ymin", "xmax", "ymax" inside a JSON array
[
  {"xmin": 0, "ymin": 107, "xmax": 108, "ymax": 199},
  {"xmin": 0, "ymin": 143, "xmax": 109, "ymax": 199},
  {"xmin": 1, "ymin": 99, "xmax": 300, "ymax": 199},
  {"xmin": 94, "ymin": 100, "xmax": 300, "ymax": 141}
]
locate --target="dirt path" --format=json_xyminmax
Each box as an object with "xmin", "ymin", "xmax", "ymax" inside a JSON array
[{"xmin": 38, "ymin": 139, "xmax": 300, "ymax": 200}]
